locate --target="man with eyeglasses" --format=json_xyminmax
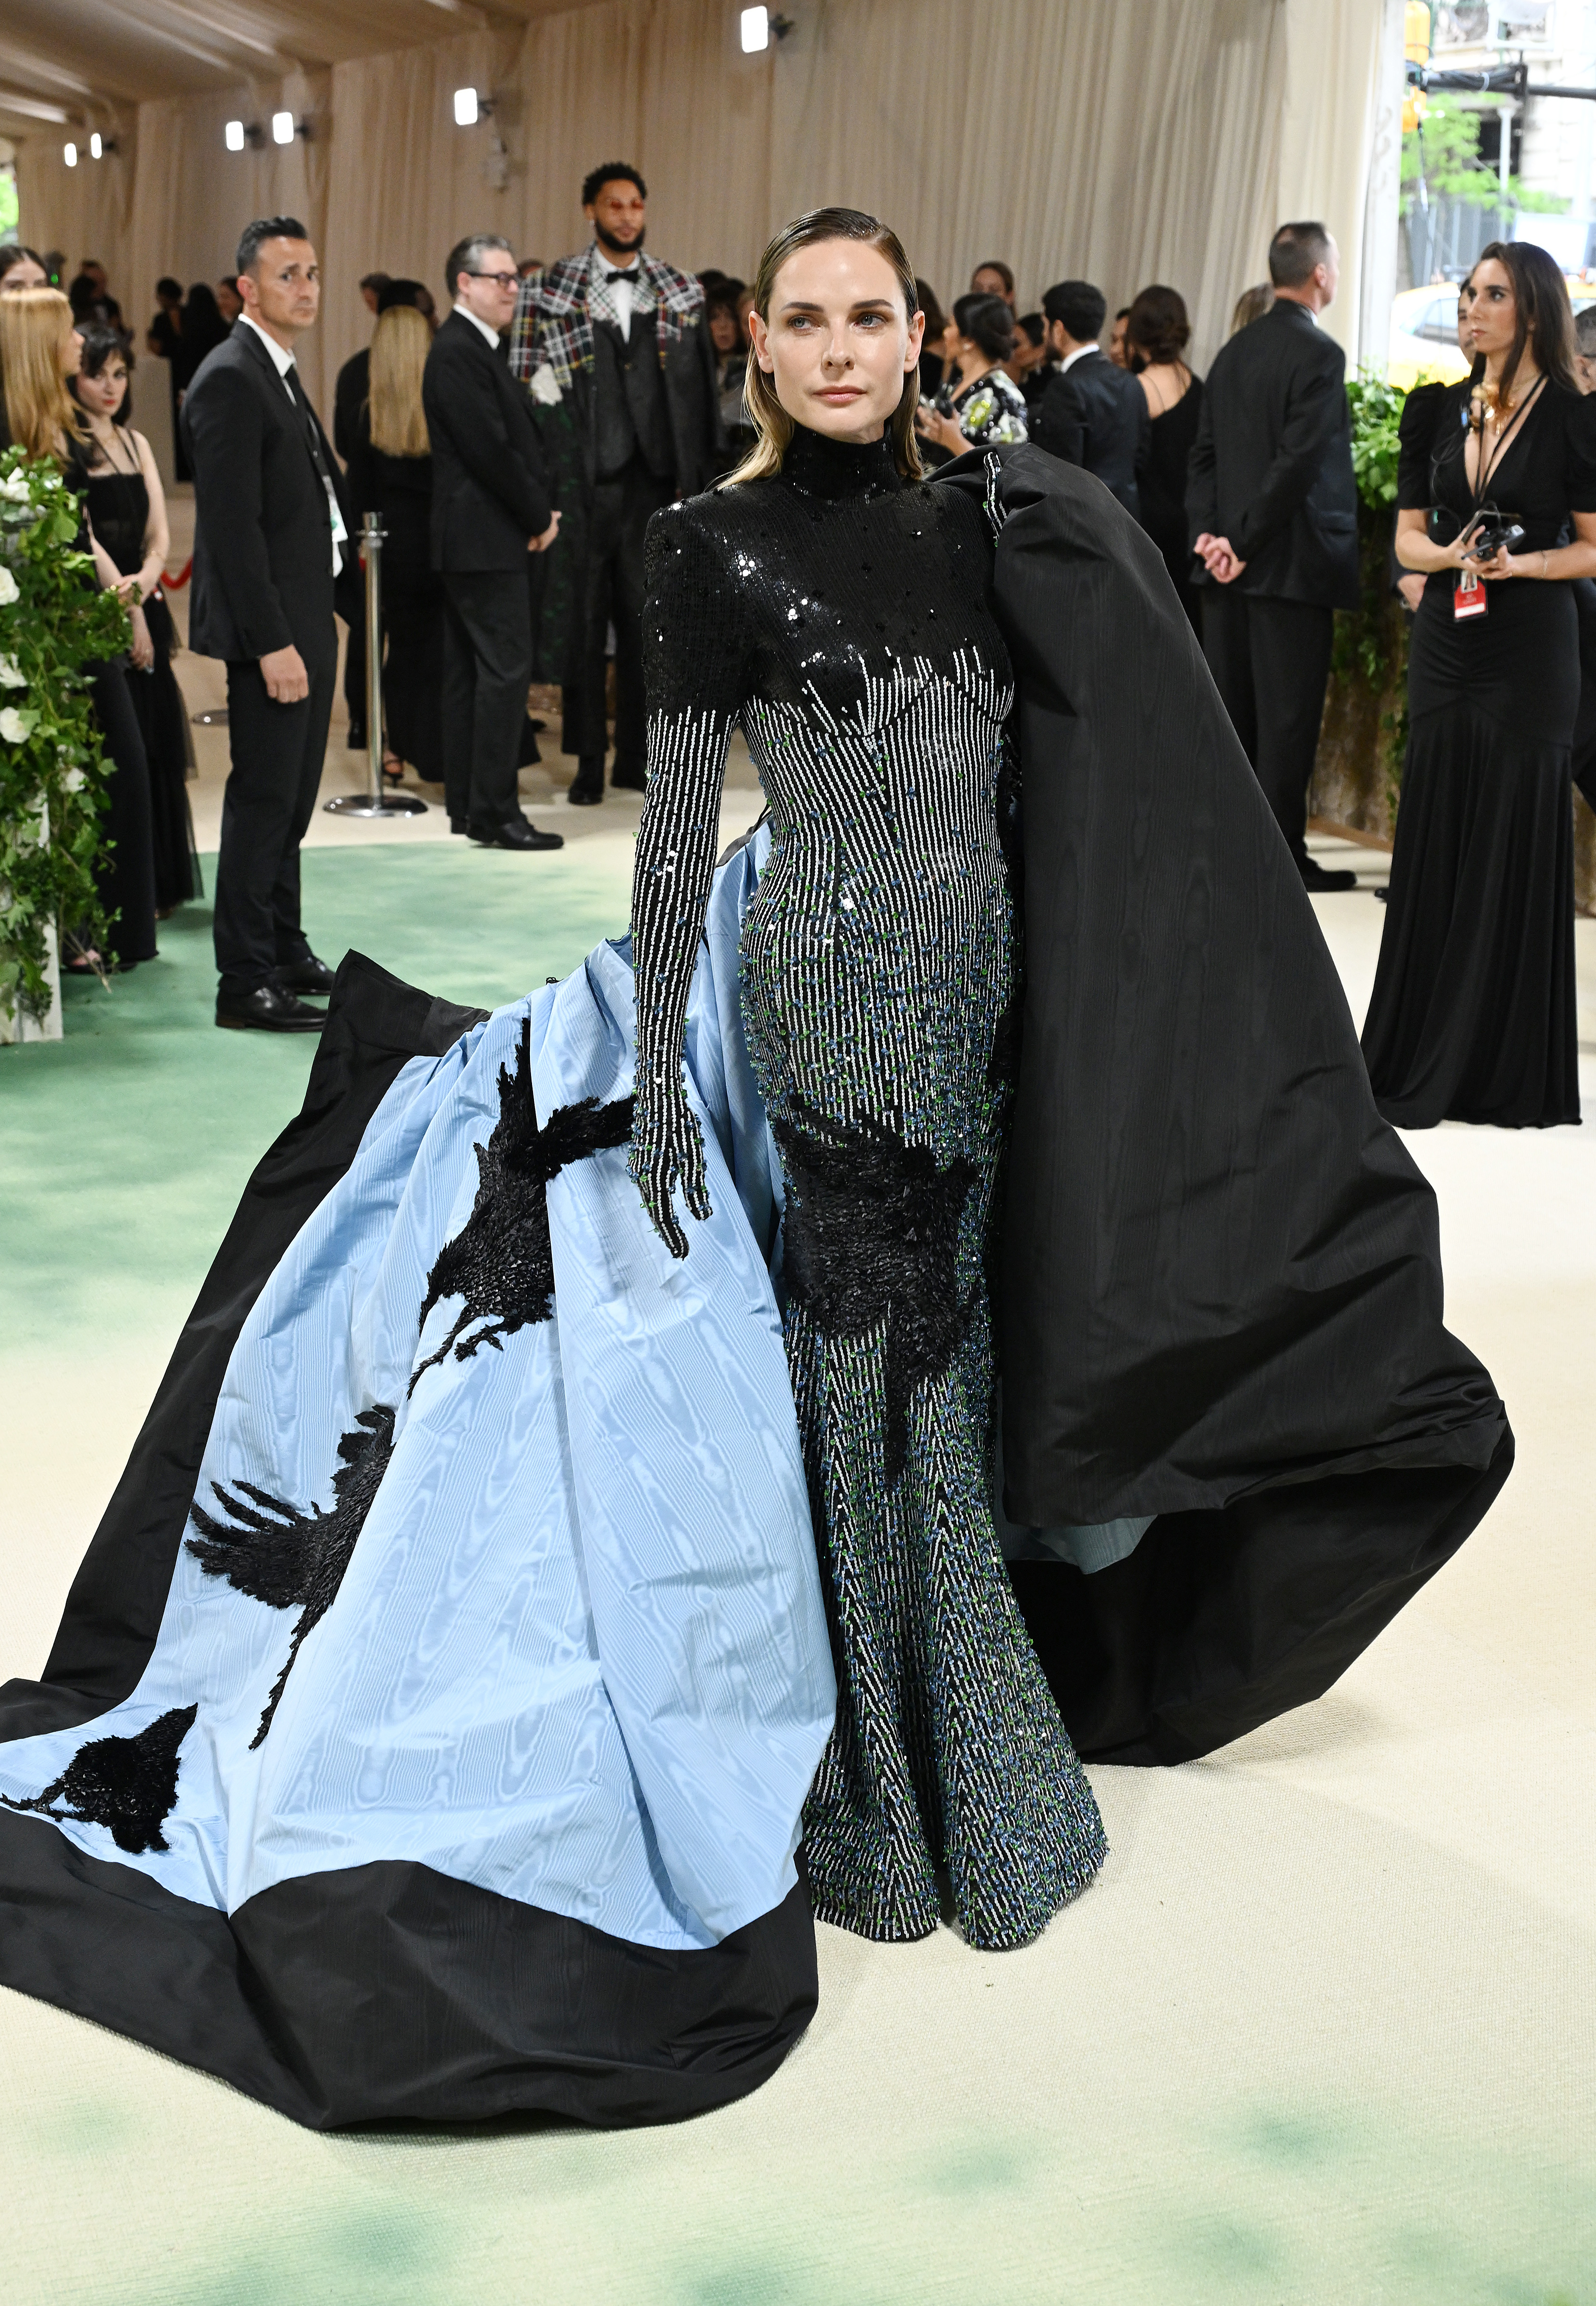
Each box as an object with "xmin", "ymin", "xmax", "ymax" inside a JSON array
[{"xmin": 423, "ymin": 233, "xmax": 563, "ymax": 850}]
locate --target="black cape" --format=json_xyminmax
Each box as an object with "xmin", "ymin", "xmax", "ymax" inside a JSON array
[{"xmin": 938, "ymin": 445, "xmax": 1511, "ymax": 1763}]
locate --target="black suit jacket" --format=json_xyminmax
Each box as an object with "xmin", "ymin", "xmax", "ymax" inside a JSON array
[
  {"xmin": 182, "ymin": 323, "xmax": 355, "ymax": 663},
  {"xmin": 1032, "ymin": 349, "xmax": 1149, "ymax": 517},
  {"xmin": 422, "ymin": 312, "xmax": 553, "ymax": 573},
  {"xmin": 1186, "ymin": 301, "xmax": 1359, "ymax": 611}
]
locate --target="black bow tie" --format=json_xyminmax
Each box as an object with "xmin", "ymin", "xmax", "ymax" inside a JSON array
[{"xmin": 602, "ymin": 268, "xmax": 636, "ymax": 286}]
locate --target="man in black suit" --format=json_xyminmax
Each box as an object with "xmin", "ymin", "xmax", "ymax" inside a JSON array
[
  {"xmin": 183, "ymin": 215, "xmax": 354, "ymax": 1032},
  {"xmin": 1032, "ymin": 280, "xmax": 1148, "ymax": 517},
  {"xmin": 423, "ymin": 234, "xmax": 563, "ymax": 851},
  {"xmin": 1188, "ymin": 221, "xmax": 1362, "ymax": 892}
]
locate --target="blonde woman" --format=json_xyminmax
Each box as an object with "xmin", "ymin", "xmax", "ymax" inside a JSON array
[
  {"xmin": 345, "ymin": 300, "xmax": 443, "ymax": 786},
  {"xmin": 0, "ymin": 286, "xmax": 158, "ymax": 966}
]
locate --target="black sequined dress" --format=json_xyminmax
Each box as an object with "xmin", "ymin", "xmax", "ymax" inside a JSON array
[{"xmin": 632, "ymin": 425, "xmax": 1106, "ymax": 1951}]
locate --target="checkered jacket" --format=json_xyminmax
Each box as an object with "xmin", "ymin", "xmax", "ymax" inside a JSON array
[{"xmin": 509, "ymin": 248, "xmax": 705, "ymax": 399}]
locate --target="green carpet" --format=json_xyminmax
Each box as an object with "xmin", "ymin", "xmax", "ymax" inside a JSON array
[{"xmin": 0, "ymin": 843, "xmax": 633, "ymax": 1344}]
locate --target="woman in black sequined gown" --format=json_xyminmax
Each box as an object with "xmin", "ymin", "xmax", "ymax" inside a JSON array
[
  {"xmin": 630, "ymin": 214, "xmax": 1106, "ymax": 1951},
  {"xmin": 72, "ymin": 326, "xmax": 200, "ymax": 914}
]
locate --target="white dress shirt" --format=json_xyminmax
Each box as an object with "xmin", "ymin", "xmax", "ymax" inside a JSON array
[
  {"xmin": 238, "ymin": 314, "xmax": 345, "ymax": 574},
  {"xmin": 1056, "ymin": 343, "xmax": 1100, "ymax": 378},
  {"xmin": 588, "ymin": 245, "xmax": 641, "ymax": 343},
  {"xmin": 452, "ymin": 301, "xmax": 503, "ymax": 351}
]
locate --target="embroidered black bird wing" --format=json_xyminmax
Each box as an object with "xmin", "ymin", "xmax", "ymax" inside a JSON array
[{"xmin": 1, "ymin": 1703, "xmax": 198, "ymax": 1855}]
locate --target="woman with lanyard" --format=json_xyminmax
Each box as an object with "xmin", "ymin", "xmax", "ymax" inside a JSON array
[{"xmin": 1364, "ymin": 240, "xmax": 1596, "ymax": 1130}]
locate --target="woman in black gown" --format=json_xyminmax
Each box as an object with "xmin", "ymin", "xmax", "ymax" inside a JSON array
[
  {"xmin": 1364, "ymin": 241, "xmax": 1594, "ymax": 1128},
  {"xmin": 1125, "ymin": 284, "xmax": 1204, "ymax": 631},
  {"xmin": 342, "ymin": 303, "xmax": 443, "ymax": 787},
  {"xmin": 70, "ymin": 326, "xmax": 200, "ymax": 913}
]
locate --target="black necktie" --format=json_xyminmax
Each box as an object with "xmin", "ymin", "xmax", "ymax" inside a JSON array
[{"xmin": 284, "ymin": 364, "xmax": 332, "ymax": 487}]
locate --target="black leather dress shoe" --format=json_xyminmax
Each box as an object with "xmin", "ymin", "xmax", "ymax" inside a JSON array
[
  {"xmin": 610, "ymin": 762, "xmax": 648, "ymax": 794},
  {"xmin": 217, "ymin": 983, "xmax": 327, "ymax": 1033},
  {"xmin": 566, "ymin": 766, "xmax": 603, "ymax": 806},
  {"xmin": 1299, "ymin": 856, "xmax": 1358, "ymax": 893},
  {"xmin": 467, "ymin": 815, "xmax": 564, "ymax": 852},
  {"xmin": 274, "ymin": 952, "xmax": 336, "ymax": 995}
]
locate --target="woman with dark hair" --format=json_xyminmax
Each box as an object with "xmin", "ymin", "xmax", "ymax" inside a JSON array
[
  {"xmin": 1125, "ymin": 283, "xmax": 1204, "ymax": 630},
  {"xmin": 146, "ymin": 276, "xmax": 187, "ymax": 476},
  {"xmin": 0, "ymin": 211, "xmax": 1511, "ymax": 2133},
  {"xmin": 70, "ymin": 324, "xmax": 201, "ymax": 912},
  {"xmin": 0, "ymin": 244, "xmax": 48, "ymax": 291},
  {"xmin": 705, "ymin": 286, "xmax": 752, "ymax": 469},
  {"xmin": 1365, "ymin": 239, "xmax": 1596, "ymax": 1128},
  {"xmin": 916, "ymin": 290, "xmax": 1027, "ymax": 459}
]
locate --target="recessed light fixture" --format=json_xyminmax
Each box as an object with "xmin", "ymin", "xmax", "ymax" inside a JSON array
[
  {"xmin": 272, "ymin": 110, "xmax": 294, "ymax": 144},
  {"xmin": 225, "ymin": 119, "xmax": 246, "ymax": 151}
]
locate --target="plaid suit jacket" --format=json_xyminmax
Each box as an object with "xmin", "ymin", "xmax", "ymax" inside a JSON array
[{"xmin": 509, "ymin": 248, "xmax": 705, "ymax": 397}]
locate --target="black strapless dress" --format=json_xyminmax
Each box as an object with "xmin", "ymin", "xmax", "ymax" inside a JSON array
[
  {"xmin": 85, "ymin": 466, "xmax": 201, "ymax": 912},
  {"xmin": 1361, "ymin": 379, "xmax": 1592, "ymax": 1127}
]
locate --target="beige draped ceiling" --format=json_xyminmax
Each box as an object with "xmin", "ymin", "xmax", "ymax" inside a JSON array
[{"xmin": 14, "ymin": 0, "xmax": 1394, "ymax": 424}]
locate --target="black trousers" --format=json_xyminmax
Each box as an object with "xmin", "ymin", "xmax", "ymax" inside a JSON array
[
  {"xmin": 569, "ymin": 462, "xmax": 674, "ymax": 773},
  {"xmin": 89, "ymin": 660, "xmax": 158, "ymax": 965},
  {"xmin": 1572, "ymin": 576, "xmax": 1596, "ymax": 812},
  {"xmin": 441, "ymin": 567, "xmax": 532, "ymax": 830},
  {"xmin": 214, "ymin": 645, "xmax": 336, "ymax": 995},
  {"xmin": 1201, "ymin": 590, "xmax": 1334, "ymax": 863},
  {"xmin": 343, "ymin": 597, "xmax": 367, "ymax": 738}
]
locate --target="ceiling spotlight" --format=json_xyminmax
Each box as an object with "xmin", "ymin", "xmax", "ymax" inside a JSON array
[
  {"xmin": 272, "ymin": 110, "xmax": 294, "ymax": 144},
  {"xmin": 90, "ymin": 132, "xmax": 102, "ymax": 159},
  {"xmin": 225, "ymin": 119, "xmax": 246, "ymax": 151},
  {"xmin": 452, "ymin": 87, "xmax": 495, "ymax": 125},
  {"xmin": 64, "ymin": 141, "xmax": 78, "ymax": 167}
]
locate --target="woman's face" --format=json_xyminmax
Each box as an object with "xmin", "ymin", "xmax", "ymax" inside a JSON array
[
  {"xmin": 708, "ymin": 305, "xmax": 739, "ymax": 356},
  {"xmin": 1465, "ymin": 259, "xmax": 1517, "ymax": 362},
  {"xmin": 1, "ymin": 255, "xmax": 48, "ymax": 292},
  {"xmin": 1455, "ymin": 278, "xmax": 1474, "ymax": 354},
  {"xmin": 75, "ymin": 352, "xmax": 128, "ymax": 418},
  {"xmin": 750, "ymin": 240, "xmax": 923, "ymax": 445},
  {"xmin": 61, "ymin": 326, "xmax": 83, "ymax": 380},
  {"xmin": 216, "ymin": 279, "xmax": 243, "ymax": 322}
]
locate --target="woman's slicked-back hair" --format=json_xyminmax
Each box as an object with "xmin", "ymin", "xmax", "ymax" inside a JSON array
[
  {"xmin": 727, "ymin": 206, "xmax": 923, "ymax": 487},
  {"xmin": 1468, "ymin": 238, "xmax": 1578, "ymax": 404}
]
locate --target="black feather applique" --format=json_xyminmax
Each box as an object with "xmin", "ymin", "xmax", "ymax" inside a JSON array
[
  {"xmin": 185, "ymin": 1406, "xmax": 396, "ymax": 1748},
  {"xmin": 0, "ymin": 1703, "xmax": 199, "ymax": 1855},
  {"xmin": 773, "ymin": 1098, "xmax": 976, "ymax": 1486},
  {"xmin": 410, "ymin": 1013, "xmax": 634, "ymax": 1393}
]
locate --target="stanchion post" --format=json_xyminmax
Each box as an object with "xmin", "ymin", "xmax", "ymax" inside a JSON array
[{"xmin": 324, "ymin": 509, "xmax": 427, "ymax": 818}]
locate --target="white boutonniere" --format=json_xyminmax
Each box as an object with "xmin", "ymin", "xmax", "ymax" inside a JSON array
[{"xmin": 529, "ymin": 364, "xmax": 562, "ymax": 407}]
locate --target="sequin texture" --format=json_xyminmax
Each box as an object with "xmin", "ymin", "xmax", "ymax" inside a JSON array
[{"xmin": 633, "ymin": 427, "xmax": 1105, "ymax": 1949}]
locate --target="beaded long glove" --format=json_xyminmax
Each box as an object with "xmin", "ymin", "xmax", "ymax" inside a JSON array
[{"xmin": 630, "ymin": 507, "xmax": 742, "ymax": 1260}]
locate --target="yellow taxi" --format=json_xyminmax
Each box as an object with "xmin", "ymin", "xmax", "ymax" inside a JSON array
[{"xmin": 1389, "ymin": 275, "xmax": 1596, "ymax": 389}]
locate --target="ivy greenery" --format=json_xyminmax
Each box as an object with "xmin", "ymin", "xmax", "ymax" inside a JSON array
[
  {"xmin": 0, "ymin": 448, "xmax": 129, "ymax": 1027},
  {"xmin": 1326, "ymin": 371, "xmax": 1415, "ymax": 831}
]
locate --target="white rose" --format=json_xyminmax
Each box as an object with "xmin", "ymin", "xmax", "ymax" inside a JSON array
[
  {"xmin": 0, "ymin": 654, "xmax": 23, "ymax": 688},
  {"xmin": 0, "ymin": 566, "xmax": 17, "ymax": 605},
  {"xmin": 0, "ymin": 471, "xmax": 30, "ymax": 503},
  {"xmin": 529, "ymin": 364, "xmax": 562, "ymax": 407},
  {"xmin": 0, "ymin": 704, "xmax": 32, "ymax": 743}
]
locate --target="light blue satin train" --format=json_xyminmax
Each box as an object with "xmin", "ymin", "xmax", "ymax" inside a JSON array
[{"xmin": 0, "ymin": 829, "xmax": 838, "ymax": 1954}]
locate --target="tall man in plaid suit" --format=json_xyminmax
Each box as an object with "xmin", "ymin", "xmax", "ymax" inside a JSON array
[{"xmin": 509, "ymin": 163, "xmax": 721, "ymax": 805}]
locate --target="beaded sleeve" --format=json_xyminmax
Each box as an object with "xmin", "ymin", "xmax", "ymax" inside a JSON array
[{"xmin": 630, "ymin": 499, "xmax": 749, "ymax": 1258}]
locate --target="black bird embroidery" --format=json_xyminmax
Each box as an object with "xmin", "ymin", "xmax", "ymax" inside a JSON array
[
  {"xmin": 186, "ymin": 1405, "xmax": 396, "ymax": 1748},
  {"xmin": 773, "ymin": 1097, "xmax": 977, "ymax": 1486},
  {"xmin": 1, "ymin": 1703, "xmax": 199, "ymax": 1855},
  {"xmin": 410, "ymin": 1013, "xmax": 634, "ymax": 1393}
]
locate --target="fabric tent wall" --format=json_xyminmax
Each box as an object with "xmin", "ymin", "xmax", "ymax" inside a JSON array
[{"xmin": 13, "ymin": 0, "xmax": 1394, "ymax": 444}]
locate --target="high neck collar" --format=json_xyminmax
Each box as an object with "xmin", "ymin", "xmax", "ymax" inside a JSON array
[{"xmin": 780, "ymin": 422, "xmax": 900, "ymax": 500}]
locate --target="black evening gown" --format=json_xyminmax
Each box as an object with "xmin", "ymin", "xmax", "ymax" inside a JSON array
[
  {"xmin": 1361, "ymin": 379, "xmax": 1591, "ymax": 1128},
  {"xmin": 344, "ymin": 414, "xmax": 444, "ymax": 783},
  {"xmin": 1137, "ymin": 374, "xmax": 1204, "ymax": 631},
  {"xmin": 85, "ymin": 464, "xmax": 200, "ymax": 912}
]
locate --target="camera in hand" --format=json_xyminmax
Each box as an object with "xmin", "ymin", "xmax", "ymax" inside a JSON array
[{"xmin": 1464, "ymin": 514, "xmax": 1525, "ymax": 562}]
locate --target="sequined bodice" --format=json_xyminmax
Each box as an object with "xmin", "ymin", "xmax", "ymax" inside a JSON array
[{"xmin": 630, "ymin": 429, "xmax": 1014, "ymax": 1249}]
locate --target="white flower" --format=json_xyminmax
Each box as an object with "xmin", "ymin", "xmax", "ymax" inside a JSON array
[
  {"xmin": 0, "ymin": 566, "xmax": 16, "ymax": 606},
  {"xmin": 0, "ymin": 654, "xmax": 23, "ymax": 688},
  {"xmin": 0, "ymin": 471, "xmax": 30, "ymax": 503},
  {"xmin": 0, "ymin": 704, "xmax": 34, "ymax": 743},
  {"xmin": 529, "ymin": 364, "xmax": 562, "ymax": 407},
  {"xmin": 61, "ymin": 767, "xmax": 85, "ymax": 793}
]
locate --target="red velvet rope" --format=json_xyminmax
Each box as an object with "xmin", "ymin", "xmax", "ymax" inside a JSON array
[{"xmin": 162, "ymin": 557, "xmax": 193, "ymax": 590}]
